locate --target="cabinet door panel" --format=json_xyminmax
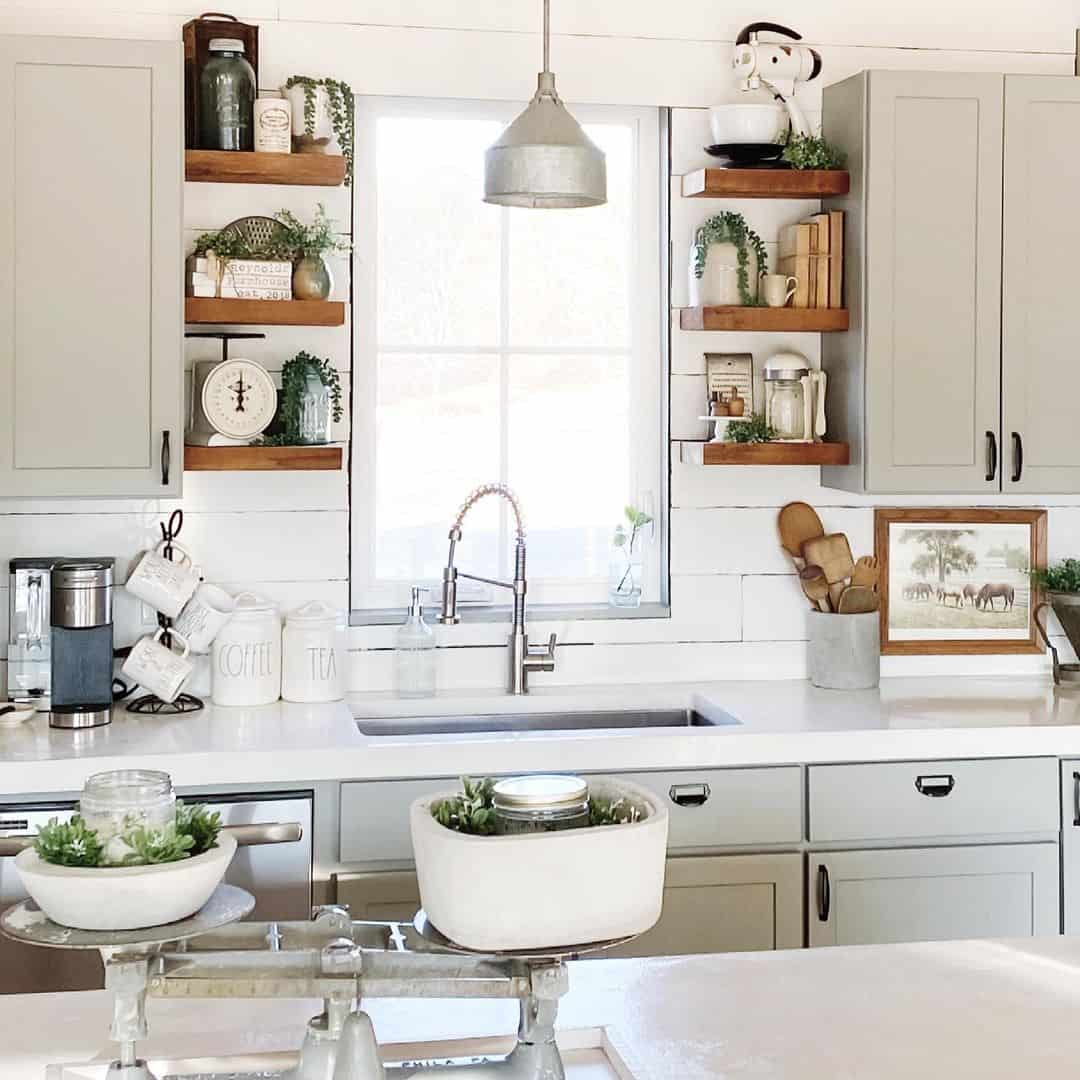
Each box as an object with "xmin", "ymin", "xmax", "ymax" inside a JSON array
[
  {"xmin": 864, "ymin": 71, "xmax": 1003, "ymax": 492},
  {"xmin": 0, "ymin": 36, "xmax": 182, "ymax": 497},
  {"xmin": 1003, "ymin": 76, "xmax": 1080, "ymax": 493},
  {"xmin": 809, "ymin": 844, "xmax": 1059, "ymax": 948}
]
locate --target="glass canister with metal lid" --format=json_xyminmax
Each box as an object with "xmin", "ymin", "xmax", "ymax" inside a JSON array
[
  {"xmin": 763, "ymin": 350, "xmax": 811, "ymax": 441},
  {"xmin": 492, "ymin": 774, "xmax": 591, "ymax": 834}
]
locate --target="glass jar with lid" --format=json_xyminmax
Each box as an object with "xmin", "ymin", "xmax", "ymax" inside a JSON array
[
  {"xmin": 492, "ymin": 775, "xmax": 590, "ymax": 835},
  {"xmin": 198, "ymin": 38, "xmax": 256, "ymax": 151},
  {"xmin": 763, "ymin": 351, "xmax": 811, "ymax": 441},
  {"xmin": 79, "ymin": 769, "xmax": 175, "ymax": 841}
]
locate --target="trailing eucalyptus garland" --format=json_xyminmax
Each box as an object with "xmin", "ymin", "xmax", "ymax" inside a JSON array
[
  {"xmin": 284, "ymin": 75, "xmax": 355, "ymax": 185},
  {"xmin": 691, "ymin": 211, "xmax": 769, "ymax": 306}
]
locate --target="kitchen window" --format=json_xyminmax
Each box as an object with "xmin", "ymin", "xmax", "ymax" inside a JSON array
[{"xmin": 350, "ymin": 96, "xmax": 666, "ymax": 614}]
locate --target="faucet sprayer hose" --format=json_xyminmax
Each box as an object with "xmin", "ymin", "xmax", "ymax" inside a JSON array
[{"xmin": 452, "ymin": 483, "xmax": 526, "ymax": 539}]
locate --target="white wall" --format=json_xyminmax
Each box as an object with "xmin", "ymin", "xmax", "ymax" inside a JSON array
[{"xmin": 1, "ymin": 1, "xmax": 1077, "ymax": 694}]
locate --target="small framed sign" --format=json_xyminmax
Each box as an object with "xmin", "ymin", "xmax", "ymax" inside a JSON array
[{"xmin": 874, "ymin": 508, "xmax": 1048, "ymax": 655}]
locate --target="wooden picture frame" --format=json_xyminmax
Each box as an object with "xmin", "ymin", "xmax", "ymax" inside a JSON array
[{"xmin": 874, "ymin": 508, "xmax": 1047, "ymax": 656}]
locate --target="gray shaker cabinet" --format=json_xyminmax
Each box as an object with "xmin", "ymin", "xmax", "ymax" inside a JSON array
[{"xmin": 0, "ymin": 35, "xmax": 183, "ymax": 498}]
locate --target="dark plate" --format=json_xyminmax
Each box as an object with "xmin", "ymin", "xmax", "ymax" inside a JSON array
[{"xmin": 704, "ymin": 143, "xmax": 789, "ymax": 167}]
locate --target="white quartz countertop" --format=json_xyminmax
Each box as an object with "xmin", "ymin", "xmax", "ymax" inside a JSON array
[
  {"xmin": 9, "ymin": 937, "xmax": 1080, "ymax": 1078},
  {"xmin": 4, "ymin": 676, "xmax": 1080, "ymax": 796}
]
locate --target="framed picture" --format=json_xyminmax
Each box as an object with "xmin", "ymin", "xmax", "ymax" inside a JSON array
[{"xmin": 874, "ymin": 508, "xmax": 1047, "ymax": 655}]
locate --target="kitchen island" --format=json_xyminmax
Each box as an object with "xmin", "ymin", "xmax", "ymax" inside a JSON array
[{"xmin": 7, "ymin": 936, "xmax": 1080, "ymax": 1078}]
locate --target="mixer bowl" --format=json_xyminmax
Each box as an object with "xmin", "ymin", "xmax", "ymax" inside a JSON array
[{"xmin": 708, "ymin": 104, "xmax": 788, "ymax": 146}]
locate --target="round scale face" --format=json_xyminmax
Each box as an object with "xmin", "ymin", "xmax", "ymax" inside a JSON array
[{"xmin": 202, "ymin": 360, "xmax": 278, "ymax": 439}]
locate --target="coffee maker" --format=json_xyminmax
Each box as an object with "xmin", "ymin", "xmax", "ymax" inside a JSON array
[{"xmin": 7, "ymin": 557, "xmax": 116, "ymax": 728}]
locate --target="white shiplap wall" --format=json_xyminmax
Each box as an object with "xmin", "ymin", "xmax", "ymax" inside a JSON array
[{"xmin": 1, "ymin": 0, "xmax": 1077, "ymax": 694}]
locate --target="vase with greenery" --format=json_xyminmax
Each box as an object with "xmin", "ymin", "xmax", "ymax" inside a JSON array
[
  {"xmin": 283, "ymin": 75, "xmax": 354, "ymax": 183},
  {"xmin": 690, "ymin": 212, "xmax": 768, "ymax": 307},
  {"xmin": 609, "ymin": 505, "xmax": 653, "ymax": 608},
  {"xmin": 276, "ymin": 203, "xmax": 351, "ymax": 301},
  {"xmin": 262, "ymin": 351, "xmax": 343, "ymax": 446}
]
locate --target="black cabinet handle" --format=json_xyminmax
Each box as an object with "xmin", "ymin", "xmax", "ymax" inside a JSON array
[
  {"xmin": 161, "ymin": 430, "xmax": 171, "ymax": 486},
  {"xmin": 1011, "ymin": 432, "xmax": 1023, "ymax": 484},
  {"xmin": 816, "ymin": 864, "xmax": 831, "ymax": 921},
  {"xmin": 915, "ymin": 774, "xmax": 955, "ymax": 797},
  {"xmin": 985, "ymin": 431, "xmax": 998, "ymax": 482},
  {"xmin": 669, "ymin": 783, "xmax": 710, "ymax": 807},
  {"xmin": 1073, "ymin": 772, "xmax": 1080, "ymax": 828}
]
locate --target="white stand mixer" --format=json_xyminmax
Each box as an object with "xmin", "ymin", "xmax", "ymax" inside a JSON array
[{"xmin": 731, "ymin": 22, "xmax": 823, "ymax": 138}]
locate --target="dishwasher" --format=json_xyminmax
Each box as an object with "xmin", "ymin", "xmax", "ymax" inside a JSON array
[{"xmin": 0, "ymin": 790, "xmax": 313, "ymax": 995}]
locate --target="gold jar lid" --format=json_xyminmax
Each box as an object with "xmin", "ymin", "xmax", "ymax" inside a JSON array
[{"xmin": 492, "ymin": 774, "xmax": 588, "ymax": 811}]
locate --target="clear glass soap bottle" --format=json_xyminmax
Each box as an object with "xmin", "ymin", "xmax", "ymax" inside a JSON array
[{"xmin": 394, "ymin": 587, "xmax": 436, "ymax": 698}]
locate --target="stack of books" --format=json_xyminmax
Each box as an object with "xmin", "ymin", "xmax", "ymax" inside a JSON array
[
  {"xmin": 185, "ymin": 256, "xmax": 293, "ymax": 300},
  {"xmin": 778, "ymin": 212, "xmax": 844, "ymax": 309}
]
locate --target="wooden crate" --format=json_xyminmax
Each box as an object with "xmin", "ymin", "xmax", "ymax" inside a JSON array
[{"xmin": 182, "ymin": 13, "xmax": 260, "ymax": 149}]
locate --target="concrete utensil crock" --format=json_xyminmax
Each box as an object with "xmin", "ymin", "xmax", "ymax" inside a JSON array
[{"xmin": 807, "ymin": 610, "xmax": 880, "ymax": 690}]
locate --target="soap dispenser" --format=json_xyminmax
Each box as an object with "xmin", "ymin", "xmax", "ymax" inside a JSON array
[{"xmin": 394, "ymin": 587, "xmax": 436, "ymax": 698}]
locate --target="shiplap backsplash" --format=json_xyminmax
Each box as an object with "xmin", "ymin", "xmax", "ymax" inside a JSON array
[{"xmin": 1, "ymin": 1, "xmax": 1077, "ymax": 696}]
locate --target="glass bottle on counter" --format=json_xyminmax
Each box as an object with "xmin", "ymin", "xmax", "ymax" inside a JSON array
[
  {"xmin": 198, "ymin": 38, "xmax": 256, "ymax": 151},
  {"xmin": 394, "ymin": 587, "xmax": 436, "ymax": 698}
]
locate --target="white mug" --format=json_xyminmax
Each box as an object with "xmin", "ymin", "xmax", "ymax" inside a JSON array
[
  {"xmin": 173, "ymin": 584, "xmax": 236, "ymax": 654},
  {"xmin": 760, "ymin": 273, "xmax": 798, "ymax": 308},
  {"xmin": 121, "ymin": 629, "xmax": 193, "ymax": 704},
  {"xmin": 125, "ymin": 541, "xmax": 201, "ymax": 619}
]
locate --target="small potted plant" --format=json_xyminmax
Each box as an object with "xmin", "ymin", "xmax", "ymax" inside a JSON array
[
  {"xmin": 261, "ymin": 350, "xmax": 344, "ymax": 446},
  {"xmin": 276, "ymin": 203, "xmax": 351, "ymax": 301},
  {"xmin": 283, "ymin": 75, "xmax": 354, "ymax": 182},
  {"xmin": 610, "ymin": 504, "xmax": 653, "ymax": 608}
]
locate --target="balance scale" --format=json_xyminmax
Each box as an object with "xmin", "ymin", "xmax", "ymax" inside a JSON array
[{"xmin": 0, "ymin": 887, "xmax": 636, "ymax": 1080}]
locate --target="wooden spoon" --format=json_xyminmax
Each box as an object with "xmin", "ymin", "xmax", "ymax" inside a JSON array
[
  {"xmin": 837, "ymin": 585, "xmax": 880, "ymax": 615},
  {"xmin": 778, "ymin": 502, "xmax": 825, "ymax": 564},
  {"xmin": 800, "ymin": 564, "xmax": 832, "ymax": 613},
  {"xmin": 852, "ymin": 555, "xmax": 879, "ymax": 592}
]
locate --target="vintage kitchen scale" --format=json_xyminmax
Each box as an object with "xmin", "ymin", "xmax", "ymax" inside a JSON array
[{"xmin": 1, "ymin": 888, "xmax": 637, "ymax": 1080}]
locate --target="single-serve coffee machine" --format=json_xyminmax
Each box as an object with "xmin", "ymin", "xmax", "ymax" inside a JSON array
[{"xmin": 7, "ymin": 557, "xmax": 116, "ymax": 729}]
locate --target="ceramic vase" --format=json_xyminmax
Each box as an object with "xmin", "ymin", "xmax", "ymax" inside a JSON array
[
  {"xmin": 293, "ymin": 255, "xmax": 333, "ymax": 301},
  {"xmin": 284, "ymin": 83, "xmax": 338, "ymax": 154}
]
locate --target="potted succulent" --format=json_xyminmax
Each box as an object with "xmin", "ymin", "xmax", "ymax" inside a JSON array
[
  {"xmin": 276, "ymin": 203, "xmax": 351, "ymax": 301},
  {"xmin": 689, "ymin": 211, "xmax": 768, "ymax": 307},
  {"xmin": 283, "ymin": 75, "xmax": 354, "ymax": 182}
]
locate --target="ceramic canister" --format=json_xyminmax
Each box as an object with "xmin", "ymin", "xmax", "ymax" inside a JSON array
[
  {"xmin": 282, "ymin": 600, "xmax": 346, "ymax": 703},
  {"xmin": 211, "ymin": 592, "xmax": 281, "ymax": 707}
]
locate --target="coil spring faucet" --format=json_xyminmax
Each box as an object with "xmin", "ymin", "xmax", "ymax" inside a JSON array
[{"xmin": 440, "ymin": 483, "xmax": 556, "ymax": 694}]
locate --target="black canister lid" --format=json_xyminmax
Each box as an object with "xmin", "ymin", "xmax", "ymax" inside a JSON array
[{"xmin": 9, "ymin": 556, "xmax": 66, "ymax": 570}]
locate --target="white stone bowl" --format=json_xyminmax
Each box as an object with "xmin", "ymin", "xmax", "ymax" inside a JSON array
[
  {"xmin": 14, "ymin": 832, "xmax": 236, "ymax": 930},
  {"xmin": 411, "ymin": 780, "xmax": 668, "ymax": 952}
]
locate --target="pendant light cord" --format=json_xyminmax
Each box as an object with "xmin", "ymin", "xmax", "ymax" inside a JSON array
[{"xmin": 542, "ymin": 0, "xmax": 550, "ymax": 74}]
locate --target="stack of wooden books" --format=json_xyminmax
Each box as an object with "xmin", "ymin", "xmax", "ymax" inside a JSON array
[{"xmin": 778, "ymin": 211, "xmax": 844, "ymax": 309}]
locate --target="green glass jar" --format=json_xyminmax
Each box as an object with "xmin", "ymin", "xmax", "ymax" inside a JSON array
[
  {"xmin": 198, "ymin": 38, "xmax": 256, "ymax": 151},
  {"xmin": 492, "ymin": 775, "xmax": 590, "ymax": 835}
]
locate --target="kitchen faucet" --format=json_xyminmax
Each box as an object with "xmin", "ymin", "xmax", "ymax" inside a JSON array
[{"xmin": 440, "ymin": 483, "xmax": 557, "ymax": 694}]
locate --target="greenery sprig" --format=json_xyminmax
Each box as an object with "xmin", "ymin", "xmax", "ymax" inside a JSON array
[
  {"xmin": 432, "ymin": 777, "xmax": 497, "ymax": 835},
  {"xmin": 284, "ymin": 76, "xmax": 355, "ymax": 184},
  {"xmin": 275, "ymin": 203, "xmax": 351, "ymax": 261},
  {"xmin": 781, "ymin": 133, "xmax": 846, "ymax": 170},
  {"xmin": 260, "ymin": 351, "xmax": 344, "ymax": 446},
  {"xmin": 691, "ymin": 212, "xmax": 768, "ymax": 305},
  {"xmin": 726, "ymin": 412, "xmax": 776, "ymax": 445},
  {"xmin": 1032, "ymin": 559, "xmax": 1080, "ymax": 594}
]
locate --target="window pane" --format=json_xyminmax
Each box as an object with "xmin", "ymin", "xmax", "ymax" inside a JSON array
[
  {"xmin": 376, "ymin": 116, "xmax": 503, "ymax": 347},
  {"xmin": 375, "ymin": 354, "xmax": 501, "ymax": 583},
  {"xmin": 507, "ymin": 124, "xmax": 634, "ymax": 348},
  {"xmin": 507, "ymin": 354, "xmax": 630, "ymax": 580}
]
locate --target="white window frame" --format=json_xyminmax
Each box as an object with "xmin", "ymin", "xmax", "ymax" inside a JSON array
[{"xmin": 350, "ymin": 94, "xmax": 666, "ymax": 616}]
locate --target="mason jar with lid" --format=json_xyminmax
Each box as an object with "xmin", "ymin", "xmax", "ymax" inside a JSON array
[
  {"xmin": 80, "ymin": 769, "xmax": 175, "ymax": 841},
  {"xmin": 282, "ymin": 600, "xmax": 346, "ymax": 703},
  {"xmin": 198, "ymin": 38, "xmax": 256, "ymax": 151},
  {"xmin": 763, "ymin": 352, "xmax": 810, "ymax": 441},
  {"xmin": 492, "ymin": 775, "xmax": 590, "ymax": 835},
  {"xmin": 211, "ymin": 592, "xmax": 281, "ymax": 707}
]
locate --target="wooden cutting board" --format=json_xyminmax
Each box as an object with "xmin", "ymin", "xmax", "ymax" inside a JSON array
[{"xmin": 801, "ymin": 533, "xmax": 855, "ymax": 606}]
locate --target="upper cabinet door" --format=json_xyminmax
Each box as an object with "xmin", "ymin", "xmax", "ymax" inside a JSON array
[
  {"xmin": 863, "ymin": 72, "xmax": 1004, "ymax": 493},
  {"xmin": 1002, "ymin": 76, "xmax": 1080, "ymax": 494},
  {"xmin": 0, "ymin": 36, "xmax": 182, "ymax": 498}
]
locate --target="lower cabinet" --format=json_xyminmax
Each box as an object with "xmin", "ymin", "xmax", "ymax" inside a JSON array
[
  {"xmin": 808, "ymin": 844, "xmax": 1060, "ymax": 947},
  {"xmin": 334, "ymin": 870, "xmax": 421, "ymax": 922},
  {"xmin": 607, "ymin": 853, "xmax": 803, "ymax": 958}
]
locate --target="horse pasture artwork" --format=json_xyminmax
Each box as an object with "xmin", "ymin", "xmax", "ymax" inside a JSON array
[{"xmin": 874, "ymin": 509, "xmax": 1047, "ymax": 655}]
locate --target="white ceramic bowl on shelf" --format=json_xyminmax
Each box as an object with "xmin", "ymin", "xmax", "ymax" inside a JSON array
[
  {"xmin": 410, "ymin": 780, "xmax": 668, "ymax": 953},
  {"xmin": 14, "ymin": 833, "xmax": 236, "ymax": 930},
  {"xmin": 708, "ymin": 103, "xmax": 788, "ymax": 145}
]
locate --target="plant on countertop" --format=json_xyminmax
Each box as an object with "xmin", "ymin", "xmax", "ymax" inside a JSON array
[
  {"xmin": 780, "ymin": 132, "xmax": 846, "ymax": 171},
  {"xmin": 34, "ymin": 803, "xmax": 222, "ymax": 869},
  {"xmin": 259, "ymin": 350, "xmax": 344, "ymax": 446},
  {"xmin": 1032, "ymin": 559, "xmax": 1080, "ymax": 594},
  {"xmin": 726, "ymin": 412, "xmax": 777, "ymax": 445},
  {"xmin": 284, "ymin": 75, "xmax": 355, "ymax": 184},
  {"xmin": 275, "ymin": 203, "xmax": 352, "ymax": 260},
  {"xmin": 691, "ymin": 212, "xmax": 768, "ymax": 306}
]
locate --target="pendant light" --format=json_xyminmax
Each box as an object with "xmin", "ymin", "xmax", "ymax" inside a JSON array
[{"xmin": 483, "ymin": 0, "xmax": 606, "ymax": 208}]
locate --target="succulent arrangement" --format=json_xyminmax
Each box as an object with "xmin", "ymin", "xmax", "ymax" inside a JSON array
[
  {"xmin": 34, "ymin": 804, "xmax": 222, "ymax": 868},
  {"xmin": 691, "ymin": 211, "xmax": 769, "ymax": 306}
]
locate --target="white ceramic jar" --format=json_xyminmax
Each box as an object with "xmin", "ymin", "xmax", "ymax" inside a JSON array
[
  {"xmin": 211, "ymin": 592, "xmax": 281, "ymax": 707},
  {"xmin": 282, "ymin": 600, "xmax": 346, "ymax": 703}
]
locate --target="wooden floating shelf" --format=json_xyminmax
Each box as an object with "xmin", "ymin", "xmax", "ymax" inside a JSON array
[
  {"xmin": 681, "ymin": 168, "xmax": 850, "ymax": 199},
  {"xmin": 679, "ymin": 307, "xmax": 849, "ymax": 333},
  {"xmin": 185, "ymin": 298, "xmax": 346, "ymax": 327},
  {"xmin": 185, "ymin": 150, "xmax": 347, "ymax": 187},
  {"xmin": 701, "ymin": 442, "xmax": 850, "ymax": 466},
  {"xmin": 184, "ymin": 444, "xmax": 343, "ymax": 472}
]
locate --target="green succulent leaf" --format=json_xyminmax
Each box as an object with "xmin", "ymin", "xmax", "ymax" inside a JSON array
[{"xmin": 34, "ymin": 815, "xmax": 105, "ymax": 868}]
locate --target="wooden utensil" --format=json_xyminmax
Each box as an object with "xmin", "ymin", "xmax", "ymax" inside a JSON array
[
  {"xmin": 802, "ymin": 533, "xmax": 856, "ymax": 608},
  {"xmin": 837, "ymin": 584, "xmax": 880, "ymax": 615},
  {"xmin": 799, "ymin": 564, "xmax": 832, "ymax": 612},
  {"xmin": 852, "ymin": 555, "xmax": 879, "ymax": 592},
  {"xmin": 778, "ymin": 502, "xmax": 825, "ymax": 563}
]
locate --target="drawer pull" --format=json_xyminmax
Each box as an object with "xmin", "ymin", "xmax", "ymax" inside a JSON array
[
  {"xmin": 816, "ymin": 864, "xmax": 831, "ymax": 921},
  {"xmin": 669, "ymin": 783, "xmax": 710, "ymax": 808},
  {"xmin": 1073, "ymin": 772, "xmax": 1080, "ymax": 827},
  {"xmin": 915, "ymin": 774, "xmax": 955, "ymax": 798}
]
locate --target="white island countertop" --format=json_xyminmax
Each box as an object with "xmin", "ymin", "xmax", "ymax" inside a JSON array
[
  {"xmin": 4, "ymin": 676, "xmax": 1080, "ymax": 796},
  {"xmin": 8, "ymin": 937, "xmax": 1080, "ymax": 1078}
]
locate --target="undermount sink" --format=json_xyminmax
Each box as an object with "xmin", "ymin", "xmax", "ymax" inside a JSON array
[{"xmin": 355, "ymin": 707, "xmax": 740, "ymax": 737}]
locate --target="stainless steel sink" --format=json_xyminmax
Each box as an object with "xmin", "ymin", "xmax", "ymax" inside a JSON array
[{"xmin": 355, "ymin": 707, "xmax": 739, "ymax": 737}]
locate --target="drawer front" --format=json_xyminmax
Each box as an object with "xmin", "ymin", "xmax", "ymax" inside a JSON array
[
  {"xmin": 600, "ymin": 767, "xmax": 803, "ymax": 848},
  {"xmin": 340, "ymin": 778, "xmax": 451, "ymax": 864},
  {"xmin": 809, "ymin": 758, "xmax": 1058, "ymax": 843}
]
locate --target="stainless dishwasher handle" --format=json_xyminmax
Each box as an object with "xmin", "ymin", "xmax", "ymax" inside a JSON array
[{"xmin": 0, "ymin": 822, "xmax": 303, "ymax": 857}]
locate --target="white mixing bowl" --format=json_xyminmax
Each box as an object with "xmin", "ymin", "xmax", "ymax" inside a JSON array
[{"xmin": 708, "ymin": 104, "xmax": 788, "ymax": 145}]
